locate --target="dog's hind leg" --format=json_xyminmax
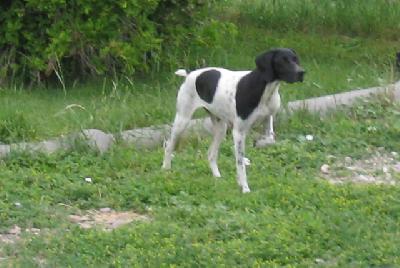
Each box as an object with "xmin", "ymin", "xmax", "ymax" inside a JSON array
[
  {"xmin": 162, "ymin": 112, "xmax": 193, "ymax": 170},
  {"xmin": 162, "ymin": 81, "xmax": 198, "ymax": 170},
  {"xmin": 255, "ymin": 115, "xmax": 276, "ymax": 148},
  {"xmin": 208, "ymin": 116, "xmax": 227, "ymax": 177}
]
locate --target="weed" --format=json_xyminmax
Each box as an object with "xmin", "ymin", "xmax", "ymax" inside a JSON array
[{"xmin": 0, "ymin": 112, "xmax": 38, "ymax": 143}]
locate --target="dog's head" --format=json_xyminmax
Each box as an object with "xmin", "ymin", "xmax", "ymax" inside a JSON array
[{"xmin": 255, "ymin": 48, "xmax": 305, "ymax": 83}]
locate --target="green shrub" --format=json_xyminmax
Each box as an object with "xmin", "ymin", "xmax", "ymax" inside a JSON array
[{"xmin": 0, "ymin": 0, "xmax": 232, "ymax": 85}]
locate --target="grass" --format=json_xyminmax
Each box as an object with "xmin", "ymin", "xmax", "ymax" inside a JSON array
[
  {"xmin": 0, "ymin": 29, "xmax": 398, "ymax": 143},
  {"xmin": 0, "ymin": 78, "xmax": 177, "ymax": 142},
  {"xmin": 1, "ymin": 1, "xmax": 400, "ymax": 266},
  {"xmin": 1, "ymin": 99, "xmax": 400, "ymax": 266},
  {"xmin": 231, "ymin": 0, "xmax": 400, "ymax": 39}
]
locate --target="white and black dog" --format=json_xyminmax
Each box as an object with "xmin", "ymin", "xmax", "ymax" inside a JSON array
[{"xmin": 162, "ymin": 48, "xmax": 305, "ymax": 193}]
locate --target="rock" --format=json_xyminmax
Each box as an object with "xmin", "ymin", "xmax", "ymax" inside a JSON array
[
  {"xmin": 393, "ymin": 163, "xmax": 400, "ymax": 173},
  {"xmin": 356, "ymin": 174, "xmax": 374, "ymax": 183},
  {"xmin": 320, "ymin": 164, "xmax": 330, "ymax": 174},
  {"xmin": 254, "ymin": 135, "xmax": 275, "ymax": 148},
  {"xmin": 0, "ymin": 145, "xmax": 11, "ymax": 158},
  {"xmin": 345, "ymin": 166, "xmax": 357, "ymax": 171},
  {"xmin": 243, "ymin": 157, "xmax": 251, "ymax": 166},
  {"xmin": 69, "ymin": 214, "xmax": 90, "ymax": 222},
  {"xmin": 81, "ymin": 129, "xmax": 115, "ymax": 153},
  {"xmin": 99, "ymin": 207, "xmax": 112, "ymax": 213},
  {"xmin": 344, "ymin": 156, "xmax": 352, "ymax": 164},
  {"xmin": 287, "ymin": 84, "xmax": 400, "ymax": 114},
  {"xmin": 26, "ymin": 228, "xmax": 41, "ymax": 235},
  {"xmin": 8, "ymin": 225, "xmax": 21, "ymax": 235}
]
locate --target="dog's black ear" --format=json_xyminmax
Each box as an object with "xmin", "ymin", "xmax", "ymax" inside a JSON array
[
  {"xmin": 255, "ymin": 50, "xmax": 275, "ymax": 71},
  {"xmin": 255, "ymin": 50, "xmax": 276, "ymax": 81}
]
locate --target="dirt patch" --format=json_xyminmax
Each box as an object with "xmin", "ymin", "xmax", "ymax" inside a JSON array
[
  {"xmin": 321, "ymin": 148, "xmax": 400, "ymax": 185},
  {"xmin": 68, "ymin": 208, "xmax": 150, "ymax": 231},
  {"xmin": 0, "ymin": 225, "xmax": 41, "ymax": 244}
]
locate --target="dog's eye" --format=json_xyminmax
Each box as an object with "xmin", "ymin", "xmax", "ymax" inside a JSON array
[{"xmin": 292, "ymin": 57, "xmax": 298, "ymax": 63}]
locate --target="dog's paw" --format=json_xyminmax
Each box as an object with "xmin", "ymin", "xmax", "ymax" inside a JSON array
[
  {"xmin": 241, "ymin": 186, "xmax": 251, "ymax": 193},
  {"xmin": 254, "ymin": 135, "xmax": 275, "ymax": 148},
  {"xmin": 161, "ymin": 163, "xmax": 171, "ymax": 170},
  {"xmin": 212, "ymin": 170, "xmax": 222, "ymax": 178}
]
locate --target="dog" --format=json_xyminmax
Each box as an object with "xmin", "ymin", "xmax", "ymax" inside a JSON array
[
  {"xmin": 396, "ymin": 52, "xmax": 400, "ymax": 72},
  {"xmin": 162, "ymin": 48, "xmax": 305, "ymax": 193}
]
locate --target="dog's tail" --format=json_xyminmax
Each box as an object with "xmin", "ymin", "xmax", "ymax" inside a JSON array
[{"xmin": 175, "ymin": 69, "xmax": 188, "ymax": 77}]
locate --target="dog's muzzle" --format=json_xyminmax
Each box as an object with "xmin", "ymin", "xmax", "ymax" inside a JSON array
[{"xmin": 297, "ymin": 70, "xmax": 305, "ymax": 82}]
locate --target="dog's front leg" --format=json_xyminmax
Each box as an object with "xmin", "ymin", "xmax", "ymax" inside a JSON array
[
  {"xmin": 233, "ymin": 128, "xmax": 250, "ymax": 193},
  {"xmin": 267, "ymin": 115, "xmax": 275, "ymax": 138}
]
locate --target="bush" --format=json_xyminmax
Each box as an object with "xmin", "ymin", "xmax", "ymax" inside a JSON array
[{"xmin": 0, "ymin": 0, "xmax": 233, "ymax": 85}]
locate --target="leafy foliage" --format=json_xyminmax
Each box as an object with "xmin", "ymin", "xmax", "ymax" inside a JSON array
[{"xmin": 0, "ymin": 0, "xmax": 233, "ymax": 85}]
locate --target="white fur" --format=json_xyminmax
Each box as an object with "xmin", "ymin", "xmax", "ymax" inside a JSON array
[{"xmin": 163, "ymin": 67, "xmax": 280, "ymax": 193}]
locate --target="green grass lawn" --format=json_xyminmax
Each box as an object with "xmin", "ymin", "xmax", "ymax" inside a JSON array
[
  {"xmin": 1, "ymin": 1, "xmax": 400, "ymax": 266},
  {"xmin": 0, "ymin": 26, "xmax": 398, "ymax": 143},
  {"xmin": 1, "ymin": 99, "xmax": 399, "ymax": 266}
]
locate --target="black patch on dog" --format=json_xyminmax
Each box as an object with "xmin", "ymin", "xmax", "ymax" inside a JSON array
[
  {"xmin": 236, "ymin": 50, "xmax": 278, "ymax": 120},
  {"xmin": 236, "ymin": 71, "xmax": 273, "ymax": 120},
  {"xmin": 195, "ymin": 69, "xmax": 221, "ymax": 103}
]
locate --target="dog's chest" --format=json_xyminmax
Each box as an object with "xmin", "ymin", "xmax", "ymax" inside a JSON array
[
  {"xmin": 250, "ymin": 81, "xmax": 280, "ymax": 120},
  {"xmin": 260, "ymin": 82, "xmax": 280, "ymax": 111}
]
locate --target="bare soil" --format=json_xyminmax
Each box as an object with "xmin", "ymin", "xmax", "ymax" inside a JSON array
[
  {"xmin": 68, "ymin": 208, "xmax": 150, "ymax": 231},
  {"xmin": 321, "ymin": 148, "xmax": 400, "ymax": 185}
]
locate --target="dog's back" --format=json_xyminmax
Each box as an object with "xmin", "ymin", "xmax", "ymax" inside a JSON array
[{"xmin": 176, "ymin": 67, "xmax": 251, "ymax": 123}]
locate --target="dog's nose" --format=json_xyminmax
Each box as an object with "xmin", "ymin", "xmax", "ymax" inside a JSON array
[{"xmin": 297, "ymin": 70, "xmax": 305, "ymax": 82}]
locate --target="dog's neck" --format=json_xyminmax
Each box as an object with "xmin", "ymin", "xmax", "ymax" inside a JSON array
[
  {"xmin": 248, "ymin": 69, "xmax": 278, "ymax": 95},
  {"xmin": 250, "ymin": 69, "xmax": 280, "ymax": 105},
  {"xmin": 235, "ymin": 69, "xmax": 279, "ymax": 120}
]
